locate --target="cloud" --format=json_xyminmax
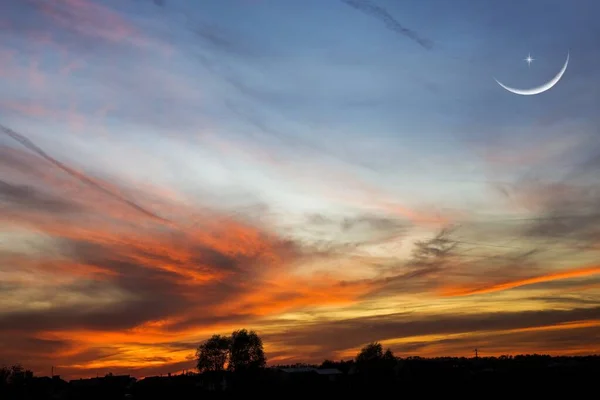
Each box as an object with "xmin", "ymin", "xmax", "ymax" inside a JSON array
[
  {"xmin": 471, "ymin": 121, "xmax": 600, "ymax": 252},
  {"xmin": 427, "ymin": 125, "xmax": 600, "ymax": 301},
  {"xmin": 264, "ymin": 307, "xmax": 600, "ymax": 359},
  {"xmin": 31, "ymin": 0, "xmax": 165, "ymax": 51},
  {"xmin": 340, "ymin": 0, "xmax": 433, "ymax": 50},
  {"xmin": 518, "ymin": 181, "xmax": 600, "ymax": 250},
  {"xmin": 0, "ymin": 179, "xmax": 81, "ymax": 214},
  {"xmin": 303, "ymin": 213, "xmax": 408, "ymax": 247},
  {"xmin": 1, "ymin": 125, "xmax": 169, "ymax": 223},
  {"xmin": 0, "ymin": 140, "xmax": 379, "ymax": 377},
  {"xmin": 390, "ymin": 322, "xmax": 600, "ymax": 357},
  {"xmin": 0, "ymin": 0, "xmax": 167, "ymax": 63},
  {"xmin": 440, "ymin": 264, "xmax": 600, "ymax": 297}
]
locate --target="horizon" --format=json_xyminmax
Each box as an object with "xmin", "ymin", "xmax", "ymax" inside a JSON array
[
  {"xmin": 16, "ymin": 351, "xmax": 600, "ymax": 381},
  {"xmin": 1, "ymin": 0, "xmax": 599, "ymax": 381}
]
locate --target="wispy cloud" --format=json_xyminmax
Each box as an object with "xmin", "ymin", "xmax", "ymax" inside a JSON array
[
  {"xmin": 264, "ymin": 307, "xmax": 600, "ymax": 361},
  {"xmin": 30, "ymin": 0, "xmax": 169, "ymax": 52},
  {"xmin": 1, "ymin": 125, "xmax": 169, "ymax": 223},
  {"xmin": 340, "ymin": 0, "xmax": 433, "ymax": 49},
  {"xmin": 440, "ymin": 265, "xmax": 600, "ymax": 297}
]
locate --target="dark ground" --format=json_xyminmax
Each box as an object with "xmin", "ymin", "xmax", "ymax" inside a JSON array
[{"xmin": 2, "ymin": 355, "xmax": 598, "ymax": 399}]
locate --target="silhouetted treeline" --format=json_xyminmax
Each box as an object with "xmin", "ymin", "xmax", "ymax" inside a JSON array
[
  {"xmin": 2, "ymin": 336, "xmax": 600, "ymax": 399},
  {"xmin": 196, "ymin": 329, "xmax": 266, "ymax": 373}
]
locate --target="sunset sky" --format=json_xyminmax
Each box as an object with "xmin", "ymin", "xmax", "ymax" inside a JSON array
[{"xmin": 1, "ymin": 0, "xmax": 599, "ymax": 379}]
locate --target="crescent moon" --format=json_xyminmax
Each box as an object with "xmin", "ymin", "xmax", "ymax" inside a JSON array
[{"xmin": 494, "ymin": 52, "xmax": 569, "ymax": 96}]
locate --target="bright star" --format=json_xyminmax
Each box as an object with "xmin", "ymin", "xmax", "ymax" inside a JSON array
[{"xmin": 524, "ymin": 53, "xmax": 535, "ymax": 67}]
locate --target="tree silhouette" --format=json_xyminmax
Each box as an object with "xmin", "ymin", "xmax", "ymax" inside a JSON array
[
  {"xmin": 356, "ymin": 342, "xmax": 384, "ymax": 365},
  {"xmin": 382, "ymin": 348, "xmax": 397, "ymax": 369},
  {"xmin": 355, "ymin": 342, "xmax": 396, "ymax": 378},
  {"xmin": 7, "ymin": 364, "xmax": 25, "ymax": 386},
  {"xmin": 228, "ymin": 329, "xmax": 266, "ymax": 372},
  {"xmin": 196, "ymin": 334, "xmax": 232, "ymax": 373},
  {"xmin": 0, "ymin": 366, "xmax": 10, "ymax": 387}
]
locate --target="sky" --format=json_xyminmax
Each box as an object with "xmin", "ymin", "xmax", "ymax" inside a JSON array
[{"xmin": 1, "ymin": 0, "xmax": 599, "ymax": 379}]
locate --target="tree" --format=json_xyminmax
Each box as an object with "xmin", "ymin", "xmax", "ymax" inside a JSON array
[
  {"xmin": 356, "ymin": 342, "xmax": 396, "ymax": 375},
  {"xmin": 0, "ymin": 363, "xmax": 31, "ymax": 397},
  {"xmin": 356, "ymin": 342, "xmax": 384, "ymax": 365},
  {"xmin": 7, "ymin": 364, "xmax": 25, "ymax": 386},
  {"xmin": 228, "ymin": 329, "xmax": 266, "ymax": 372},
  {"xmin": 0, "ymin": 366, "xmax": 10, "ymax": 387},
  {"xmin": 382, "ymin": 348, "xmax": 397, "ymax": 369},
  {"xmin": 196, "ymin": 334, "xmax": 232, "ymax": 373}
]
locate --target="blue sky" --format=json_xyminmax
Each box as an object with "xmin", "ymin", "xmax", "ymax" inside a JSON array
[{"xmin": 1, "ymin": 0, "xmax": 599, "ymax": 378}]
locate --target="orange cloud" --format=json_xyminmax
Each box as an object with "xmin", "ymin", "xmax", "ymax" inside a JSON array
[
  {"xmin": 214, "ymin": 274, "xmax": 374, "ymax": 317},
  {"xmin": 2, "ymin": 130, "xmax": 599, "ymax": 378},
  {"xmin": 440, "ymin": 265, "xmax": 600, "ymax": 297},
  {"xmin": 1, "ymin": 142, "xmax": 384, "ymax": 376}
]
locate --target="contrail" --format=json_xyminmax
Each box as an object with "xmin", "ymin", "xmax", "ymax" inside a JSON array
[
  {"xmin": 340, "ymin": 0, "xmax": 433, "ymax": 50},
  {"xmin": 0, "ymin": 124, "xmax": 170, "ymax": 223}
]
